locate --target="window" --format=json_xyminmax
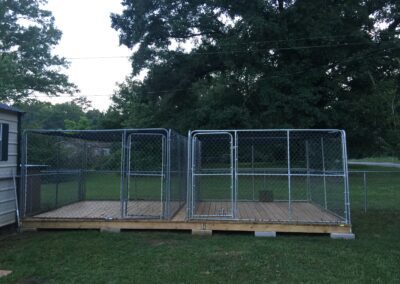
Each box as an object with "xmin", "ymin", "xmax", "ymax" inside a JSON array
[{"xmin": 0, "ymin": 123, "xmax": 9, "ymax": 161}]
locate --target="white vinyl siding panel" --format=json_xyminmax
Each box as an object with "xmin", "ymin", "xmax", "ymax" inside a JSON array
[{"xmin": 0, "ymin": 110, "xmax": 19, "ymax": 227}]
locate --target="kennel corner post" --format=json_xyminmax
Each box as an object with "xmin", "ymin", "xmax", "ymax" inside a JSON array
[
  {"xmin": 20, "ymin": 130, "xmax": 28, "ymax": 218},
  {"xmin": 120, "ymin": 130, "xmax": 128, "ymax": 218},
  {"xmin": 321, "ymin": 136, "xmax": 327, "ymax": 209},
  {"xmin": 78, "ymin": 140, "xmax": 88, "ymax": 202},
  {"xmin": 287, "ymin": 130, "xmax": 292, "ymax": 221},
  {"xmin": 305, "ymin": 139, "xmax": 311, "ymax": 202},
  {"xmin": 164, "ymin": 129, "xmax": 172, "ymax": 219},
  {"xmin": 340, "ymin": 130, "xmax": 351, "ymax": 225},
  {"xmin": 233, "ymin": 130, "xmax": 239, "ymax": 219}
]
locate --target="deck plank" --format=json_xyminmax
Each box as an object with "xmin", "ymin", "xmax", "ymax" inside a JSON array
[
  {"xmin": 195, "ymin": 201, "xmax": 205, "ymax": 216},
  {"xmin": 258, "ymin": 202, "xmax": 278, "ymax": 221},
  {"xmin": 251, "ymin": 202, "xmax": 265, "ymax": 221},
  {"xmin": 239, "ymin": 202, "xmax": 251, "ymax": 219},
  {"xmin": 34, "ymin": 201, "xmax": 343, "ymax": 224}
]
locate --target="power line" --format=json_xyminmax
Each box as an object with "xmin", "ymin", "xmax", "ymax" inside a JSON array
[
  {"xmin": 31, "ymin": 93, "xmax": 114, "ymax": 98},
  {"xmin": 28, "ymin": 46, "xmax": 399, "ymax": 99},
  {"xmin": 180, "ymin": 41, "xmax": 395, "ymax": 56},
  {"xmin": 66, "ymin": 56, "xmax": 130, "ymax": 60},
  {"xmin": 64, "ymin": 38, "xmax": 399, "ymax": 60},
  {"xmin": 209, "ymin": 34, "xmax": 377, "ymax": 47}
]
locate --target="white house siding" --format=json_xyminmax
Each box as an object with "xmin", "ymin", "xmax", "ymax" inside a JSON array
[{"xmin": 0, "ymin": 110, "xmax": 19, "ymax": 227}]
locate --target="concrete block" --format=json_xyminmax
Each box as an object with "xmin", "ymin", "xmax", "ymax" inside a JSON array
[
  {"xmin": 330, "ymin": 233, "xmax": 355, "ymax": 240},
  {"xmin": 255, "ymin": 231, "xmax": 276, "ymax": 237},
  {"xmin": 20, "ymin": 227, "xmax": 37, "ymax": 232},
  {"xmin": 100, "ymin": 227, "xmax": 121, "ymax": 233},
  {"xmin": 192, "ymin": 229, "xmax": 212, "ymax": 236}
]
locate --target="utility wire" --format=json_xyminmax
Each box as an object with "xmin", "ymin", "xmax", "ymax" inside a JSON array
[
  {"xmin": 66, "ymin": 56, "xmax": 130, "ymax": 60},
  {"xmin": 29, "ymin": 46, "xmax": 399, "ymax": 99},
  {"xmin": 65, "ymin": 38, "xmax": 398, "ymax": 60}
]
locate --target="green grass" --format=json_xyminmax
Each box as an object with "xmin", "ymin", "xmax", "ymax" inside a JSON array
[
  {"xmin": 0, "ymin": 210, "xmax": 399, "ymax": 283},
  {"xmin": 349, "ymin": 156, "xmax": 400, "ymax": 163},
  {"xmin": 349, "ymin": 170, "xmax": 400, "ymax": 211},
  {"xmin": 4, "ymin": 165, "xmax": 399, "ymax": 282}
]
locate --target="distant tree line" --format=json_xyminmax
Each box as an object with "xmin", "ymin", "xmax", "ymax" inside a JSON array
[{"xmin": 13, "ymin": 99, "xmax": 119, "ymax": 130}]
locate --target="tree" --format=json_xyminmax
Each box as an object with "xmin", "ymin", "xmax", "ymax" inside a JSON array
[
  {"xmin": 72, "ymin": 96, "xmax": 93, "ymax": 111},
  {"xmin": 0, "ymin": 0, "xmax": 77, "ymax": 102},
  {"xmin": 111, "ymin": 0, "xmax": 400, "ymax": 157},
  {"xmin": 64, "ymin": 116, "xmax": 91, "ymax": 130},
  {"xmin": 14, "ymin": 99, "xmax": 109, "ymax": 130},
  {"xmin": 15, "ymin": 100, "xmax": 84, "ymax": 129}
]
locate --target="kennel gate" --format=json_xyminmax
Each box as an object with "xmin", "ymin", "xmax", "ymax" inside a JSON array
[
  {"xmin": 190, "ymin": 131, "xmax": 235, "ymax": 218},
  {"xmin": 124, "ymin": 132, "xmax": 166, "ymax": 218}
]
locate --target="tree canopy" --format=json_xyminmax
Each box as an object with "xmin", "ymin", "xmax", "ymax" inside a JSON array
[
  {"xmin": 111, "ymin": 0, "xmax": 400, "ymax": 157},
  {"xmin": 0, "ymin": 0, "xmax": 76, "ymax": 102},
  {"xmin": 14, "ymin": 100, "xmax": 105, "ymax": 130}
]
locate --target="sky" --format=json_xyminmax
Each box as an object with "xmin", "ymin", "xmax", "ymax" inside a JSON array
[{"xmin": 43, "ymin": 0, "xmax": 132, "ymax": 111}]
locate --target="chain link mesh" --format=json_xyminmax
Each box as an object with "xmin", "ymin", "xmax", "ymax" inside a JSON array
[
  {"xmin": 22, "ymin": 128, "xmax": 350, "ymax": 224},
  {"xmin": 22, "ymin": 129, "xmax": 187, "ymax": 220},
  {"xmin": 188, "ymin": 130, "xmax": 349, "ymax": 224},
  {"xmin": 191, "ymin": 133, "xmax": 233, "ymax": 218}
]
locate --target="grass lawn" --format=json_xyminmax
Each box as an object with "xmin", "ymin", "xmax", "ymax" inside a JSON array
[
  {"xmin": 349, "ymin": 156, "xmax": 400, "ymax": 163},
  {"xmin": 3, "ymin": 165, "xmax": 398, "ymax": 283},
  {"xmin": 0, "ymin": 210, "xmax": 399, "ymax": 283}
]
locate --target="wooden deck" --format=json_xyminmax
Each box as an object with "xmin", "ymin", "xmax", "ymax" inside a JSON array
[
  {"xmin": 22, "ymin": 201, "xmax": 351, "ymax": 235},
  {"xmin": 192, "ymin": 201, "xmax": 341, "ymax": 223},
  {"xmin": 35, "ymin": 201, "xmax": 177, "ymax": 219}
]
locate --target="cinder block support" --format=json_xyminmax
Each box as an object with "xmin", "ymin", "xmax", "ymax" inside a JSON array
[
  {"xmin": 20, "ymin": 227, "xmax": 37, "ymax": 232},
  {"xmin": 192, "ymin": 229, "xmax": 212, "ymax": 236},
  {"xmin": 255, "ymin": 231, "xmax": 276, "ymax": 237},
  {"xmin": 330, "ymin": 233, "xmax": 355, "ymax": 240},
  {"xmin": 100, "ymin": 227, "xmax": 121, "ymax": 233}
]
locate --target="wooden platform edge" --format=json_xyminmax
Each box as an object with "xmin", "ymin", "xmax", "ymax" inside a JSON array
[{"xmin": 21, "ymin": 218, "xmax": 352, "ymax": 234}]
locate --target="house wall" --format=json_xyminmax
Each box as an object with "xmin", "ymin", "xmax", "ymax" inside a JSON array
[{"xmin": 0, "ymin": 110, "xmax": 19, "ymax": 227}]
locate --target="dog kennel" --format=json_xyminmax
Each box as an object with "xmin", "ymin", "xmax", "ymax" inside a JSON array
[
  {"xmin": 187, "ymin": 129, "xmax": 350, "ymax": 224},
  {"xmin": 20, "ymin": 129, "xmax": 187, "ymax": 220}
]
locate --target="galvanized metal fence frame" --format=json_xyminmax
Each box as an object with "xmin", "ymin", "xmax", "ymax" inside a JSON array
[
  {"xmin": 348, "ymin": 170, "xmax": 400, "ymax": 213},
  {"xmin": 187, "ymin": 129, "xmax": 351, "ymax": 224},
  {"xmin": 20, "ymin": 128, "xmax": 187, "ymax": 220}
]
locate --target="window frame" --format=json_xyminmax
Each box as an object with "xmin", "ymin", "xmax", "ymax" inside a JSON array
[{"xmin": 0, "ymin": 123, "xmax": 9, "ymax": 161}]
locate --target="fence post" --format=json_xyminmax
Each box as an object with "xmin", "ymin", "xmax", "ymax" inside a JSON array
[
  {"xmin": 321, "ymin": 137, "xmax": 327, "ymax": 209},
  {"xmin": 120, "ymin": 130, "xmax": 127, "ymax": 218},
  {"xmin": 363, "ymin": 171, "xmax": 368, "ymax": 213},
  {"xmin": 287, "ymin": 130, "xmax": 291, "ymax": 220},
  {"xmin": 305, "ymin": 140, "xmax": 310, "ymax": 201},
  {"xmin": 233, "ymin": 131, "xmax": 238, "ymax": 219},
  {"xmin": 186, "ymin": 131, "xmax": 192, "ymax": 219},
  {"xmin": 251, "ymin": 140, "xmax": 255, "ymax": 201},
  {"xmin": 20, "ymin": 131, "xmax": 27, "ymax": 218},
  {"xmin": 55, "ymin": 138, "xmax": 60, "ymax": 207}
]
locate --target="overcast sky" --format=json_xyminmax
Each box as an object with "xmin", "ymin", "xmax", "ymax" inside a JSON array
[{"xmin": 43, "ymin": 0, "xmax": 132, "ymax": 111}]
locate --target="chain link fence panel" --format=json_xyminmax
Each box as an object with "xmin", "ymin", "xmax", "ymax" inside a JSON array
[
  {"xmin": 188, "ymin": 129, "xmax": 350, "ymax": 224},
  {"xmin": 21, "ymin": 129, "xmax": 187, "ymax": 220}
]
